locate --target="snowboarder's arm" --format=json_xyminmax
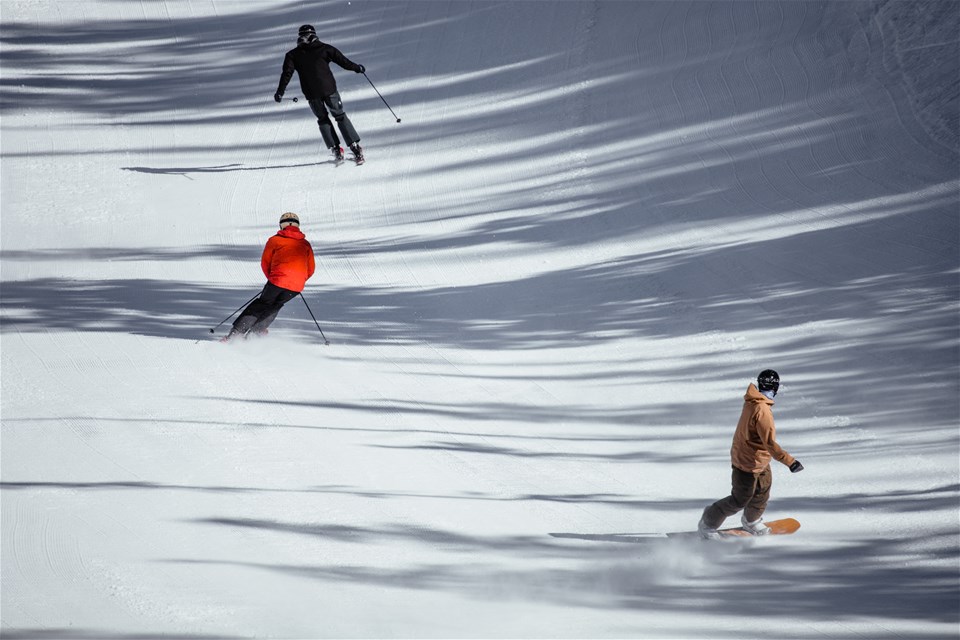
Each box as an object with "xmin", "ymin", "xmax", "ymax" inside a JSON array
[
  {"xmin": 276, "ymin": 52, "xmax": 296, "ymax": 96},
  {"xmin": 757, "ymin": 412, "xmax": 796, "ymax": 468}
]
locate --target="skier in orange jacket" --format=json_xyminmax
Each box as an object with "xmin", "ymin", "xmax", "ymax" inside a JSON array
[{"xmin": 225, "ymin": 212, "xmax": 316, "ymax": 341}]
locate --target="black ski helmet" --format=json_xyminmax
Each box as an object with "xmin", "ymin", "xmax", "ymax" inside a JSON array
[
  {"xmin": 757, "ymin": 369, "xmax": 780, "ymax": 395},
  {"xmin": 298, "ymin": 24, "xmax": 316, "ymax": 37}
]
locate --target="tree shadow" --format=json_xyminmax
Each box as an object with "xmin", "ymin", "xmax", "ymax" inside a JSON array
[
  {"xmin": 172, "ymin": 499, "xmax": 958, "ymax": 625},
  {"xmin": 1, "ymin": 2, "xmax": 957, "ymax": 633},
  {"xmin": 548, "ymin": 532, "xmax": 664, "ymax": 544},
  {"xmin": 0, "ymin": 245, "xmax": 259, "ymax": 263},
  {"xmin": 2, "ymin": 1, "xmax": 955, "ymax": 360},
  {"xmin": 0, "ymin": 277, "xmax": 260, "ymax": 340},
  {"xmin": 0, "ymin": 630, "xmax": 237, "ymax": 640},
  {"xmin": 121, "ymin": 162, "xmax": 323, "ymax": 177}
]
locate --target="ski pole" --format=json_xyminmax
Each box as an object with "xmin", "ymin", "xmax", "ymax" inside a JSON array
[
  {"xmin": 363, "ymin": 72, "xmax": 401, "ymax": 123},
  {"xmin": 208, "ymin": 292, "xmax": 260, "ymax": 334},
  {"xmin": 299, "ymin": 293, "xmax": 330, "ymax": 345}
]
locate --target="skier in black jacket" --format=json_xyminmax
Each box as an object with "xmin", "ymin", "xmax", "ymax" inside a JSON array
[{"xmin": 275, "ymin": 24, "xmax": 366, "ymax": 164}]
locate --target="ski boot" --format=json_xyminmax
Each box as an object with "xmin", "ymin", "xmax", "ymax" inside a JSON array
[
  {"xmin": 330, "ymin": 145, "xmax": 344, "ymax": 164},
  {"xmin": 349, "ymin": 142, "xmax": 365, "ymax": 165}
]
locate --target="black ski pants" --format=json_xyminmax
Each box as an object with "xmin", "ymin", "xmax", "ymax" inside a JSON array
[
  {"xmin": 309, "ymin": 91, "xmax": 360, "ymax": 149},
  {"xmin": 230, "ymin": 282, "xmax": 298, "ymax": 337},
  {"xmin": 701, "ymin": 465, "xmax": 772, "ymax": 528}
]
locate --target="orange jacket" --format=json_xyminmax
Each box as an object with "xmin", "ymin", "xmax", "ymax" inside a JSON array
[
  {"xmin": 730, "ymin": 384, "xmax": 796, "ymax": 473},
  {"xmin": 261, "ymin": 226, "xmax": 315, "ymax": 293}
]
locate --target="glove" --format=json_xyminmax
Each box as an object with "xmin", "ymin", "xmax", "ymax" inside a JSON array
[
  {"xmin": 274, "ymin": 92, "xmax": 283, "ymax": 103},
  {"xmin": 790, "ymin": 460, "xmax": 804, "ymax": 473},
  {"xmin": 356, "ymin": 64, "xmax": 365, "ymax": 74}
]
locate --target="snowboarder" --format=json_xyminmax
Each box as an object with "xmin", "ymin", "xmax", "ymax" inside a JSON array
[
  {"xmin": 223, "ymin": 213, "xmax": 315, "ymax": 341},
  {"xmin": 275, "ymin": 24, "xmax": 366, "ymax": 164},
  {"xmin": 697, "ymin": 370, "xmax": 804, "ymax": 539}
]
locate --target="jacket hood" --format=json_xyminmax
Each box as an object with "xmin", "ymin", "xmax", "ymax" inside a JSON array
[
  {"xmin": 744, "ymin": 383, "xmax": 774, "ymax": 406},
  {"xmin": 277, "ymin": 226, "xmax": 306, "ymax": 240}
]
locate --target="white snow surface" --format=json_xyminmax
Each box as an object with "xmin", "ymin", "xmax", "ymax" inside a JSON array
[{"xmin": 2, "ymin": 1, "xmax": 958, "ymax": 638}]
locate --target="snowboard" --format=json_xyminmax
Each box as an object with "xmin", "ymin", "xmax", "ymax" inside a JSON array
[{"xmin": 667, "ymin": 517, "xmax": 800, "ymax": 540}]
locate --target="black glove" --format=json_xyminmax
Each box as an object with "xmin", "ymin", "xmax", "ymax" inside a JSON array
[
  {"xmin": 790, "ymin": 460, "xmax": 804, "ymax": 473},
  {"xmin": 356, "ymin": 64, "xmax": 365, "ymax": 74},
  {"xmin": 274, "ymin": 92, "xmax": 283, "ymax": 103}
]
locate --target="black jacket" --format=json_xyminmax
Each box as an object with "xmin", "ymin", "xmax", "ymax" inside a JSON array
[{"xmin": 276, "ymin": 40, "xmax": 361, "ymax": 100}]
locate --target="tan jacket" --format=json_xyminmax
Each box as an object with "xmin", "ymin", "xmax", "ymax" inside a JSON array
[{"xmin": 730, "ymin": 384, "xmax": 796, "ymax": 473}]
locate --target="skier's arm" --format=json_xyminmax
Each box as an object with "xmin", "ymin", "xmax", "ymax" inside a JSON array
[
  {"xmin": 306, "ymin": 245, "xmax": 316, "ymax": 281},
  {"xmin": 261, "ymin": 239, "xmax": 277, "ymax": 278},
  {"xmin": 276, "ymin": 52, "xmax": 296, "ymax": 96},
  {"xmin": 757, "ymin": 412, "xmax": 796, "ymax": 467},
  {"xmin": 327, "ymin": 45, "xmax": 363, "ymax": 73}
]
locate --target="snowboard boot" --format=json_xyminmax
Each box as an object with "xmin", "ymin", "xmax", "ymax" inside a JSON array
[
  {"xmin": 741, "ymin": 515, "xmax": 771, "ymax": 536},
  {"xmin": 697, "ymin": 518, "xmax": 721, "ymax": 540},
  {"xmin": 331, "ymin": 145, "xmax": 344, "ymax": 163},
  {"xmin": 349, "ymin": 142, "xmax": 364, "ymax": 165}
]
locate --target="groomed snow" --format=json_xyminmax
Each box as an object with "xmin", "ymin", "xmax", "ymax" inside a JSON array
[{"xmin": 2, "ymin": 1, "xmax": 958, "ymax": 638}]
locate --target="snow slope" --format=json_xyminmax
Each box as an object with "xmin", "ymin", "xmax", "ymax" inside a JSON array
[{"xmin": 1, "ymin": 1, "xmax": 958, "ymax": 638}]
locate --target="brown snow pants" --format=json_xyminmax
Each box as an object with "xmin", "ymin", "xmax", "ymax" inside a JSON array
[{"xmin": 701, "ymin": 465, "xmax": 772, "ymax": 528}]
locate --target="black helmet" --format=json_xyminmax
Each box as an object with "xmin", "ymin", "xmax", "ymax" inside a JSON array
[
  {"xmin": 298, "ymin": 24, "xmax": 316, "ymax": 37},
  {"xmin": 757, "ymin": 369, "xmax": 780, "ymax": 395}
]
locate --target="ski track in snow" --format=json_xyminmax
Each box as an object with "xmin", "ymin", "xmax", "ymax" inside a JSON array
[{"xmin": 1, "ymin": 1, "xmax": 958, "ymax": 638}]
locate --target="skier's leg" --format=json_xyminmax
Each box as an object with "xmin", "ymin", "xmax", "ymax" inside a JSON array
[
  {"xmin": 228, "ymin": 312, "xmax": 259, "ymax": 338},
  {"xmin": 309, "ymin": 99, "xmax": 340, "ymax": 149},
  {"xmin": 248, "ymin": 288, "xmax": 298, "ymax": 334},
  {"xmin": 323, "ymin": 92, "xmax": 360, "ymax": 146},
  {"xmin": 743, "ymin": 467, "xmax": 772, "ymax": 523},
  {"xmin": 701, "ymin": 467, "xmax": 757, "ymax": 529},
  {"xmin": 230, "ymin": 283, "xmax": 283, "ymax": 338},
  {"xmin": 230, "ymin": 301, "xmax": 264, "ymax": 338}
]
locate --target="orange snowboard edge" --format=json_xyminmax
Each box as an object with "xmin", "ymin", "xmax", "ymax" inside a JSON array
[{"xmin": 721, "ymin": 517, "xmax": 801, "ymax": 537}]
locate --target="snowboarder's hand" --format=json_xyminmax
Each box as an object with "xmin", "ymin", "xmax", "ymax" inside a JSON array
[
  {"xmin": 274, "ymin": 92, "xmax": 283, "ymax": 103},
  {"xmin": 790, "ymin": 460, "xmax": 804, "ymax": 473},
  {"xmin": 356, "ymin": 64, "xmax": 365, "ymax": 74}
]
